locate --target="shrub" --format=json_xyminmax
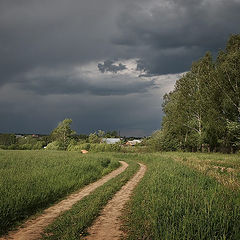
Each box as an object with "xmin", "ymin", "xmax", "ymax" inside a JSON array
[
  {"xmin": 32, "ymin": 141, "xmax": 44, "ymax": 150},
  {"xmin": 90, "ymin": 143, "xmax": 107, "ymax": 152},
  {"xmin": 67, "ymin": 143, "xmax": 91, "ymax": 151},
  {"xmin": 8, "ymin": 144, "xmax": 19, "ymax": 150},
  {"xmin": 45, "ymin": 141, "xmax": 64, "ymax": 150},
  {"xmin": 0, "ymin": 145, "xmax": 7, "ymax": 150}
]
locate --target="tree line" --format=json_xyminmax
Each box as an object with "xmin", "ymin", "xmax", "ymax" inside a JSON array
[
  {"xmin": 0, "ymin": 119, "xmax": 121, "ymax": 151},
  {"xmin": 151, "ymin": 34, "xmax": 240, "ymax": 153}
]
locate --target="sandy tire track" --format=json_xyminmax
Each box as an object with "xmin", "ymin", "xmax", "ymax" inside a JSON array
[
  {"xmin": 0, "ymin": 161, "xmax": 128, "ymax": 240},
  {"xmin": 85, "ymin": 162, "xmax": 146, "ymax": 240}
]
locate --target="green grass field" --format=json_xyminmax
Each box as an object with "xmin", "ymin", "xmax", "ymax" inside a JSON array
[
  {"xmin": 0, "ymin": 150, "xmax": 119, "ymax": 235},
  {"xmin": 42, "ymin": 158, "xmax": 139, "ymax": 240},
  {"xmin": 123, "ymin": 153, "xmax": 240, "ymax": 240},
  {"xmin": 1, "ymin": 150, "xmax": 240, "ymax": 239}
]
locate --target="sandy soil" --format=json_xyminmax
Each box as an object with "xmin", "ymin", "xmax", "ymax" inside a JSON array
[
  {"xmin": 0, "ymin": 161, "xmax": 128, "ymax": 240},
  {"xmin": 85, "ymin": 163, "xmax": 146, "ymax": 240}
]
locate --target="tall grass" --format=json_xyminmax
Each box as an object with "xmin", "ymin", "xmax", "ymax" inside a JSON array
[
  {"xmin": 124, "ymin": 153, "xmax": 240, "ymax": 240},
  {"xmin": 0, "ymin": 150, "xmax": 119, "ymax": 236}
]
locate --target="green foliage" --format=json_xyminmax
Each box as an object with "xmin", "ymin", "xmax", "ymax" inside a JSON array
[
  {"xmin": 226, "ymin": 120, "xmax": 240, "ymax": 149},
  {"xmin": 50, "ymin": 119, "xmax": 76, "ymax": 149},
  {"xmin": 32, "ymin": 141, "xmax": 44, "ymax": 150},
  {"xmin": 145, "ymin": 130, "xmax": 164, "ymax": 151},
  {"xmin": 45, "ymin": 141, "xmax": 64, "ymax": 150},
  {"xmin": 88, "ymin": 143, "xmax": 107, "ymax": 152},
  {"xmin": 88, "ymin": 132, "xmax": 100, "ymax": 143},
  {"xmin": 67, "ymin": 143, "xmax": 91, "ymax": 151},
  {"xmin": 0, "ymin": 135, "xmax": 47, "ymax": 150},
  {"xmin": 0, "ymin": 134, "xmax": 16, "ymax": 146},
  {"xmin": 97, "ymin": 130, "xmax": 105, "ymax": 138},
  {"xmin": 67, "ymin": 143, "xmax": 121, "ymax": 152},
  {"xmin": 159, "ymin": 35, "xmax": 240, "ymax": 152},
  {"xmin": 0, "ymin": 150, "xmax": 119, "ymax": 235},
  {"xmin": 105, "ymin": 130, "xmax": 119, "ymax": 138}
]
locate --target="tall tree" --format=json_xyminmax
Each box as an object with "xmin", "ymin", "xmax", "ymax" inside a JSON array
[
  {"xmin": 214, "ymin": 35, "xmax": 240, "ymax": 151},
  {"xmin": 159, "ymin": 35, "xmax": 240, "ymax": 152},
  {"xmin": 50, "ymin": 119, "xmax": 76, "ymax": 149}
]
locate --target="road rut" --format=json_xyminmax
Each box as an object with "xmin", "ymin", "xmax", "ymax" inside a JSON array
[
  {"xmin": 0, "ymin": 161, "xmax": 128, "ymax": 240},
  {"xmin": 85, "ymin": 162, "xmax": 146, "ymax": 240}
]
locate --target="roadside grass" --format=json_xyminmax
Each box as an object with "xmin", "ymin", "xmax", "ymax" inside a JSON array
[
  {"xmin": 0, "ymin": 150, "xmax": 119, "ymax": 236},
  {"xmin": 167, "ymin": 152, "xmax": 240, "ymax": 169},
  {"xmin": 42, "ymin": 159, "xmax": 139, "ymax": 240},
  {"xmin": 165, "ymin": 152, "xmax": 240, "ymax": 189},
  {"xmin": 123, "ymin": 153, "xmax": 240, "ymax": 240}
]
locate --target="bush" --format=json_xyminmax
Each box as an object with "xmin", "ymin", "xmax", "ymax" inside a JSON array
[
  {"xmin": 8, "ymin": 144, "xmax": 19, "ymax": 150},
  {"xmin": 32, "ymin": 141, "xmax": 44, "ymax": 150},
  {"xmin": 45, "ymin": 141, "xmax": 64, "ymax": 150},
  {"xmin": 89, "ymin": 143, "xmax": 107, "ymax": 152},
  {"xmin": 21, "ymin": 144, "xmax": 33, "ymax": 150},
  {"xmin": 121, "ymin": 146, "xmax": 148, "ymax": 153},
  {"xmin": 90, "ymin": 143, "xmax": 121, "ymax": 152},
  {"xmin": 67, "ymin": 143, "xmax": 91, "ymax": 151}
]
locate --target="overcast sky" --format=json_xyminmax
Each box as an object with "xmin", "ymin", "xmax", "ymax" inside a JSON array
[{"xmin": 1, "ymin": 0, "xmax": 240, "ymax": 136}]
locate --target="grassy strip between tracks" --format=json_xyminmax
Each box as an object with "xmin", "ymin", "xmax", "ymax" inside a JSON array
[
  {"xmin": 41, "ymin": 159, "xmax": 139, "ymax": 240},
  {"xmin": 0, "ymin": 150, "xmax": 120, "ymax": 236},
  {"xmin": 123, "ymin": 153, "xmax": 240, "ymax": 240}
]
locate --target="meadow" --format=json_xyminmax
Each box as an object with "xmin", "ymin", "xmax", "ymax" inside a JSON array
[
  {"xmin": 1, "ymin": 150, "xmax": 240, "ymax": 239},
  {"xmin": 0, "ymin": 150, "xmax": 119, "ymax": 235},
  {"xmin": 42, "ymin": 157, "xmax": 139, "ymax": 239},
  {"xmin": 165, "ymin": 152, "xmax": 240, "ymax": 189},
  {"xmin": 123, "ymin": 152, "xmax": 240, "ymax": 240}
]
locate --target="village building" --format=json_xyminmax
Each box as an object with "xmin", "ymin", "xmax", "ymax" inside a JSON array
[{"xmin": 101, "ymin": 138, "xmax": 121, "ymax": 144}]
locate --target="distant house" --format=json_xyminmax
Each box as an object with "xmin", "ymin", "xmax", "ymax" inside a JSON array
[
  {"xmin": 126, "ymin": 139, "xmax": 142, "ymax": 146},
  {"xmin": 101, "ymin": 138, "xmax": 121, "ymax": 144}
]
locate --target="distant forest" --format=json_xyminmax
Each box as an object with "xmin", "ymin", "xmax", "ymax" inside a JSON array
[{"xmin": 153, "ymin": 34, "xmax": 240, "ymax": 153}]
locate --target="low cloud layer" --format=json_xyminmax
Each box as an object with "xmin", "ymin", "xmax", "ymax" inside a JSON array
[{"xmin": 0, "ymin": 0, "xmax": 240, "ymax": 135}]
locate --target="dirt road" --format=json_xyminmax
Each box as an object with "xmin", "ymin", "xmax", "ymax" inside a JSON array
[
  {"xmin": 85, "ymin": 163, "xmax": 146, "ymax": 240},
  {"xmin": 0, "ymin": 161, "xmax": 128, "ymax": 240}
]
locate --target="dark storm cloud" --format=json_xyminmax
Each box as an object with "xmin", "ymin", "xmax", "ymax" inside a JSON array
[
  {"xmin": 0, "ymin": 0, "xmax": 118, "ymax": 86},
  {"xmin": 112, "ymin": 0, "xmax": 240, "ymax": 74},
  {"xmin": 18, "ymin": 74, "xmax": 156, "ymax": 96},
  {"xmin": 1, "ymin": 0, "xmax": 240, "ymax": 135},
  {"xmin": 1, "ymin": 0, "xmax": 240, "ymax": 86},
  {"xmin": 98, "ymin": 60, "xmax": 127, "ymax": 73}
]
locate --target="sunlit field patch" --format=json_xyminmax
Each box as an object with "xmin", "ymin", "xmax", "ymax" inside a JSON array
[{"xmin": 168, "ymin": 152, "xmax": 240, "ymax": 189}]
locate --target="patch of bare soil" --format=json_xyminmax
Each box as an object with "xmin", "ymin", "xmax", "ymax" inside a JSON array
[
  {"xmin": 85, "ymin": 163, "xmax": 146, "ymax": 240},
  {"xmin": 0, "ymin": 161, "xmax": 128, "ymax": 240}
]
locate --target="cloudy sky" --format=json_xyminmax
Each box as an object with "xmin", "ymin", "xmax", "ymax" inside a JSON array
[{"xmin": 1, "ymin": 0, "xmax": 240, "ymax": 136}]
